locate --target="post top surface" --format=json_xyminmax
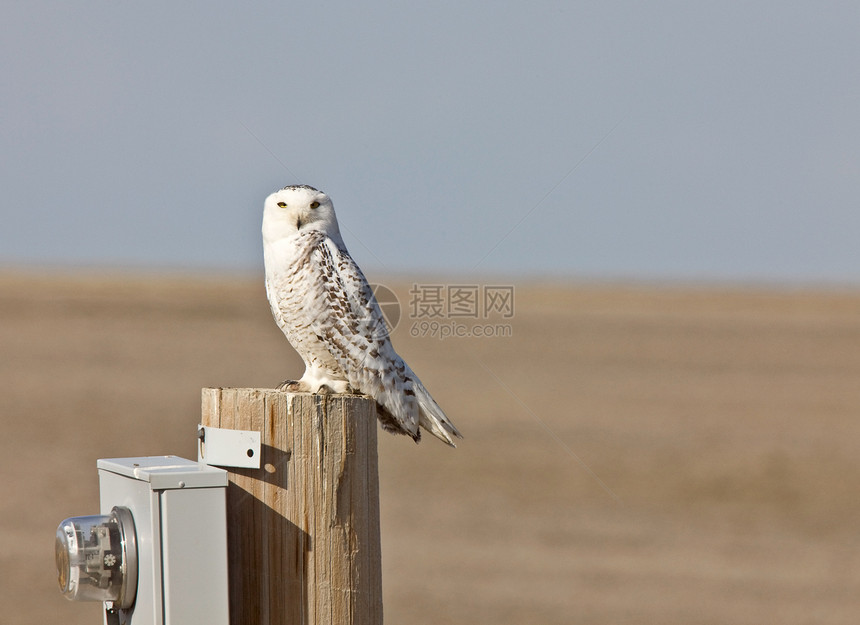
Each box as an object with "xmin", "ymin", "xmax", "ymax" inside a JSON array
[{"xmin": 203, "ymin": 387, "xmax": 373, "ymax": 397}]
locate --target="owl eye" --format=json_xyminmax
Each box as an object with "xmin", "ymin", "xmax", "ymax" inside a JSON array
[
  {"xmin": 277, "ymin": 201, "xmax": 287, "ymax": 208},
  {"xmin": 310, "ymin": 201, "xmax": 320, "ymax": 209}
]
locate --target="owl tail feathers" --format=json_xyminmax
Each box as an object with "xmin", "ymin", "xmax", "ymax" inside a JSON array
[
  {"xmin": 414, "ymin": 381, "xmax": 463, "ymax": 448},
  {"xmin": 376, "ymin": 404, "xmax": 421, "ymax": 443}
]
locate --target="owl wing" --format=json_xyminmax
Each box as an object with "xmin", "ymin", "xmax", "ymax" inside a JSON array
[{"xmin": 303, "ymin": 235, "xmax": 422, "ymax": 439}]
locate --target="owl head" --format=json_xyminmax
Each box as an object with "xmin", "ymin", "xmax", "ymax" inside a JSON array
[{"xmin": 262, "ymin": 185, "xmax": 343, "ymax": 245}]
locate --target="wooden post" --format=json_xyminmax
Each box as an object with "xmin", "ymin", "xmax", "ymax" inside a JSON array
[{"xmin": 201, "ymin": 388, "xmax": 383, "ymax": 625}]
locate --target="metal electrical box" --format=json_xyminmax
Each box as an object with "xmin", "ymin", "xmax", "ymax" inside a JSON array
[{"xmin": 56, "ymin": 456, "xmax": 230, "ymax": 625}]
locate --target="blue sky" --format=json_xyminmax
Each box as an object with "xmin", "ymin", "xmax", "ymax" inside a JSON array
[{"xmin": 2, "ymin": 1, "xmax": 858, "ymax": 283}]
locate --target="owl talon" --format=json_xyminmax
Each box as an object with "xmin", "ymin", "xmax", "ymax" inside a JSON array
[
  {"xmin": 316, "ymin": 384, "xmax": 335, "ymax": 395},
  {"xmin": 277, "ymin": 380, "xmax": 310, "ymax": 392}
]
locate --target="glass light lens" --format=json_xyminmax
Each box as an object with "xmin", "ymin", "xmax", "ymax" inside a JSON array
[{"xmin": 54, "ymin": 507, "xmax": 137, "ymax": 608}]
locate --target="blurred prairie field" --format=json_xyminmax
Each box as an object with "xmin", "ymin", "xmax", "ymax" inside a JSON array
[{"xmin": 1, "ymin": 271, "xmax": 859, "ymax": 624}]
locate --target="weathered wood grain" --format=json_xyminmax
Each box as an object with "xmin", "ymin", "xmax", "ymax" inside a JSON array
[{"xmin": 201, "ymin": 388, "xmax": 382, "ymax": 625}]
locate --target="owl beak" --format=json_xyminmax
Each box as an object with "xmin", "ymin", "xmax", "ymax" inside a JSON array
[{"xmin": 295, "ymin": 216, "xmax": 304, "ymax": 229}]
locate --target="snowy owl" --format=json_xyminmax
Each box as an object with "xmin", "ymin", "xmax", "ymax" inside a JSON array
[{"xmin": 262, "ymin": 185, "xmax": 463, "ymax": 447}]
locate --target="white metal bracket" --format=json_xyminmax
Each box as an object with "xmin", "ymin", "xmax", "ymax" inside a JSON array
[{"xmin": 197, "ymin": 425, "xmax": 261, "ymax": 469}]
